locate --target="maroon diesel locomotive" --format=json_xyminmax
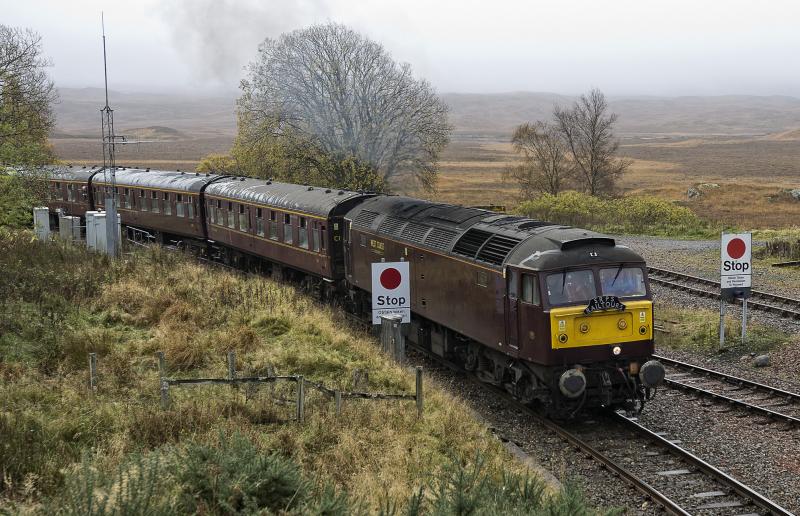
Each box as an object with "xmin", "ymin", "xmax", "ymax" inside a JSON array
[{"xmin": 45, "ymin": 166, "xmax": 665, "ymax": 416}]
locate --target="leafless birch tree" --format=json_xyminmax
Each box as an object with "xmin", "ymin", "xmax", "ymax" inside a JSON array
[
  {"xmin": 509, "ymin": 121, "xmax": 572, "ymax": 197},
  {"xmin": 0, "ymin": 25, "xmax": 56, "ymax": 166},
  {"xmin": 553, "ymin": 89, "xmax": 629, "ymax": 196},
  {"xmin": 237, "ymin": 23, "xmax": 451, "ymax": 191}
]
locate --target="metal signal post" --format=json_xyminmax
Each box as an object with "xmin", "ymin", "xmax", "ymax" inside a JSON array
[{"xmin": 100, "ymin": 13, "xmax": 121, "ymax": 257}]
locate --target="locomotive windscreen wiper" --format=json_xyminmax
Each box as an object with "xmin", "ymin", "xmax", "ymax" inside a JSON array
[{"xmin": 611, "ymin": 263, "xmax": 624, "ymax": 286}]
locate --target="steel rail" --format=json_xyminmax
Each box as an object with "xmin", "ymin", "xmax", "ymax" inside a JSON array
[
  {"xmin": 654, "ymin": 354, "xmax": 800, "ymax": 403},
  {"xmin": 405, "ymin": 343, "xmax": 706, "ymax": 516},
  {"xmin": 649, "ymin": 266, "xmax": 800, "ymax": 311},
  {"xmin": 614, "ymin": 412, "xmax": 794, "ymax": 516},
  {"xmin": 647, "ymin": 272, "xmax": 800, "ymax": 319}
]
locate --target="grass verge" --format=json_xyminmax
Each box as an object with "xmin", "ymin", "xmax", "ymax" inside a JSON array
[
  {"xmin": 656, "ymin": 305, "xmax": 795, "ymax": 357},
  {"xmin": 0, "ymin": 229, "xmax": 604, "ymax": 514}
]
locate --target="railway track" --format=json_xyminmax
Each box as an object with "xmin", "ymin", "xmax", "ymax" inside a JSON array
[
  {"xmin": 655, "ymin": 354, "xmax": 800, "ymax": 426},
  {"xmin": 647, "ymin": 267, "xmax": 800, "ymax": 320},
  {"xmin": 406, "ymin": 344, "xmax": 792, "ymax": 515}
]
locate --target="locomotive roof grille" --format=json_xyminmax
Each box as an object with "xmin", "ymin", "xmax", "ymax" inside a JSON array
[
  {"xmin": 353, "ymin": 210, "xmax": 380, "ymax": 228},
  {"xmin": 377, "ymin": 215, "xmax": 406, "ymax": 236},
  {"xmin": 424, "ymin": 227, "xmax": 457, "ymax": 250},
  {"xmin": 401, "ymin": 222, "xmax": 431, "ymax": 244},
  {"xmin": 476, "ymin": 234, "xmax": 522, "ymax": 265},
  {"xmin": 453, "ymin": 228, "xmax": 493, "ymax": 257}
]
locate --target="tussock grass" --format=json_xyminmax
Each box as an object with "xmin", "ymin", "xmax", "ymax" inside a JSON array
[{"xmin": 0, "ymin": 230, "xmax": 603, "ymax": 514}]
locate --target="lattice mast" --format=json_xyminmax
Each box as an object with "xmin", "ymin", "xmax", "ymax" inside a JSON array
[{"xmin": 100, "ymin": 12, "xmax": 120, "ymax": 257}]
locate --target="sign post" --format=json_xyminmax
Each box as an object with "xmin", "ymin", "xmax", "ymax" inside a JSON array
[
  {"xmin": 720, "ymin": 233, "xmax": 752, "ymax": 347},
  {"xmin": 371, "ymin": 261, "xmax": 411, "ymax": 325}
]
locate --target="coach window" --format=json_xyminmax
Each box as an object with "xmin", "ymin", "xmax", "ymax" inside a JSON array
[
  {"xmin": 151, "ymin": 191, "xmax": 160, "ymax": 213},
  {"xmin": 239, "ymin": 205, "xmax": 249, "ymax": 232},
  {"xmin": 283, "ymin": 213, "xmax": 293, "ymax": 244},
  {"xmin": 521, "ymin": 274, "xmax": 540, "ymax": 306},
  {"xmin": 360, "ymin": 234, "xmax": 367, "ymax": 247},
  {"xmin": 320, "ymin": 225, "xmax": 326, "ymax": 250},
  {"xmin": 256, "ymin": 208, "xmax": 264, "ymax": 236},
  {"xmin": 269, "ymin": 211, "xmax": 278, "ymax": 240},
  {"xmin": 299, "ymin": 217, "xmax": 309, "ymax": 248},
  {"xmin": 67, "ymin": 184, "xmax": 74, "ymax": 202},
  {"xmin": 188, "ymin": 197, "xmax": 195, "ymax": 219},
  {"xmin": 176, "ymin": 194, "xmax": 184, "ymax": 217},
  {"xmin": 163, "ymin": 193, "xmax": 171, "ymax": 215},
  {"xmin": 476, "ymin": 271, "xmax": 488, "ymax": 287},
  {"xmin": 140, "ymin": 190, "xmax": 148, "ymax": 211},
  {"xmin": 227, "ymin": 202, "xmax": 235, "ymax": 228},
  {"xmin": 312, "ymin": 221, "xmax": 321, "ymax": 252}
]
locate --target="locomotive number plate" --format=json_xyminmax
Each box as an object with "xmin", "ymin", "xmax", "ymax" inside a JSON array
[{"xmin": 584, "ymin": 296, "xmax": 626, "ymax": 314}]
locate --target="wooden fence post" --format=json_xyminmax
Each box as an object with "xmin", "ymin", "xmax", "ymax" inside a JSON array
[
  {"xmin": 227, "ymin": 351, "xmax": 236, "ymax": 380},
  {"xmin": 415, "ymin": 366, "xmax": 423, "ymax": 418},
  {"xmin": 88, "ymin": 353, "xmax": 97, "ymax": 392},
  {"xmin": 296, "ymin": 376, "xmax": 305, "ymax": 423},
  {"xmin": 156, "ymin": 351, "xmax": 165, "ymax": 380},
  {"xmin": 334, "ymin": 390, "xmax": 342, "ymax": 416},
  {"xmin": 160, "ymin": 380, "xmax": 170, "ymax": 410}
]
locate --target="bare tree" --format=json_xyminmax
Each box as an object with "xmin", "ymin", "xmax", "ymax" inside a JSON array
[
  {"xmin": 0, "ymin": 25, "xmax": 57, "ymax": 166},
  {"xmin": 237, "ymin": 23, "xmax": 451, "ymax": 192},
  {"xmin": 509, "ymin": 121, "xmax": 572, "ymax": 197},
  {"xmin": 553, "ymin": 89, "xmax": 629, "ymax": 196}
]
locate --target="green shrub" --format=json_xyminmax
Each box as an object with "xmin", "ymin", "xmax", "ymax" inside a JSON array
[
  {"xmin": 176, "ymin": 432, "xmax": 313, "ymax": 513},
  {"xmin": 516, "ymin": 191, "xmax": 719, "ymax": 238}
]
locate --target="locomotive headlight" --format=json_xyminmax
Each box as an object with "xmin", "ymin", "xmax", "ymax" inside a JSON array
[
  {"xmin": 612, "ymin": 346, "xmax": 622, "ymax": 356},
  {"xmin": 617, "ymin": 319, "xmax": 627, "ymax": 330}
]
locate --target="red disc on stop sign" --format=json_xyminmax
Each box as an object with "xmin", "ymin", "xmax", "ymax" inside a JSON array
[
  {"xmin": 380, "ymin": 267, "xmax": 402, "ymax": 289},
  {"xmin": 727, "ymin": 238, "xmax": 746, "ymax": 259}
]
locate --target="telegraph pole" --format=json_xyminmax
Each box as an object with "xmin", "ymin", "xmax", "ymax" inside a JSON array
[{"xmin": 100, "ymin": 13, "xmax": 120, "ymax": 257}]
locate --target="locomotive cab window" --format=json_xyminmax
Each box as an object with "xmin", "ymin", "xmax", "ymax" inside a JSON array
[
  {"xmin": 283, "ymin": 213, "xmax": 293, "ymax": 244},
  {"xmin": 546, "ymin": 270, "xmax": 596, "ymax": 306},
  {"xmin": 599, "ymin": 266, "xmax": 646, "ymax": 298},
  {"xmin": 521, "ymin": 274, "xmax": 540, "ymax": 306}
]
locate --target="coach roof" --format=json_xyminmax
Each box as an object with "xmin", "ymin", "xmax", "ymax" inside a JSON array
[
  {"xmin": 205, "ymin": 177, "xmax": 370, "ymax": 217},
  {"xmin": 92, "ymin": 168, "xmax": 224, "ymax": 192}
]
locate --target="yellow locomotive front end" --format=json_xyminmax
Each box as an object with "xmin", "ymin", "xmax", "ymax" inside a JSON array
[
  {"xmin": 549, "ymin": 299, "xmax": 653, "ymax": 350},
  {"xmin": 538, "ymin": 264, "xmax": 664, "ymax": 413}
]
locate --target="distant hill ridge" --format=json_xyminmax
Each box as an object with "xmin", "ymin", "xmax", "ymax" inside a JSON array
[{"xmin": 53, "ymin": 87, "xmax": 800, "ymax": 140}]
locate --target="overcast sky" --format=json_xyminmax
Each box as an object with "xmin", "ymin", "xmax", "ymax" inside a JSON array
[{"xmin": 6, "ymin": 0, "xmax": 800, "ymax": 97}]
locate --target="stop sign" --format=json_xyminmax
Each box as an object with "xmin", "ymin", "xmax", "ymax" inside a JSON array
[
  {"xmin": 371, "ymin": 261, "xmax": 411, "ymax": 324},
  {"xmin": 721, "ymin": 233, "xmax": 751, "ymax": 289}
]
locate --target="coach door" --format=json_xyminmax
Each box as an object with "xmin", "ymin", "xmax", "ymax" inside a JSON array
[{"xmin": 505, "ymin": 268, "xmax": 520, "ymax": 353}]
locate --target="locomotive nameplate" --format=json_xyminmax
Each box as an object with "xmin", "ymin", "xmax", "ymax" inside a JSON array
[{"xmin": 584, "ymin": 296, "xmax": 625, "ymax": 314}]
